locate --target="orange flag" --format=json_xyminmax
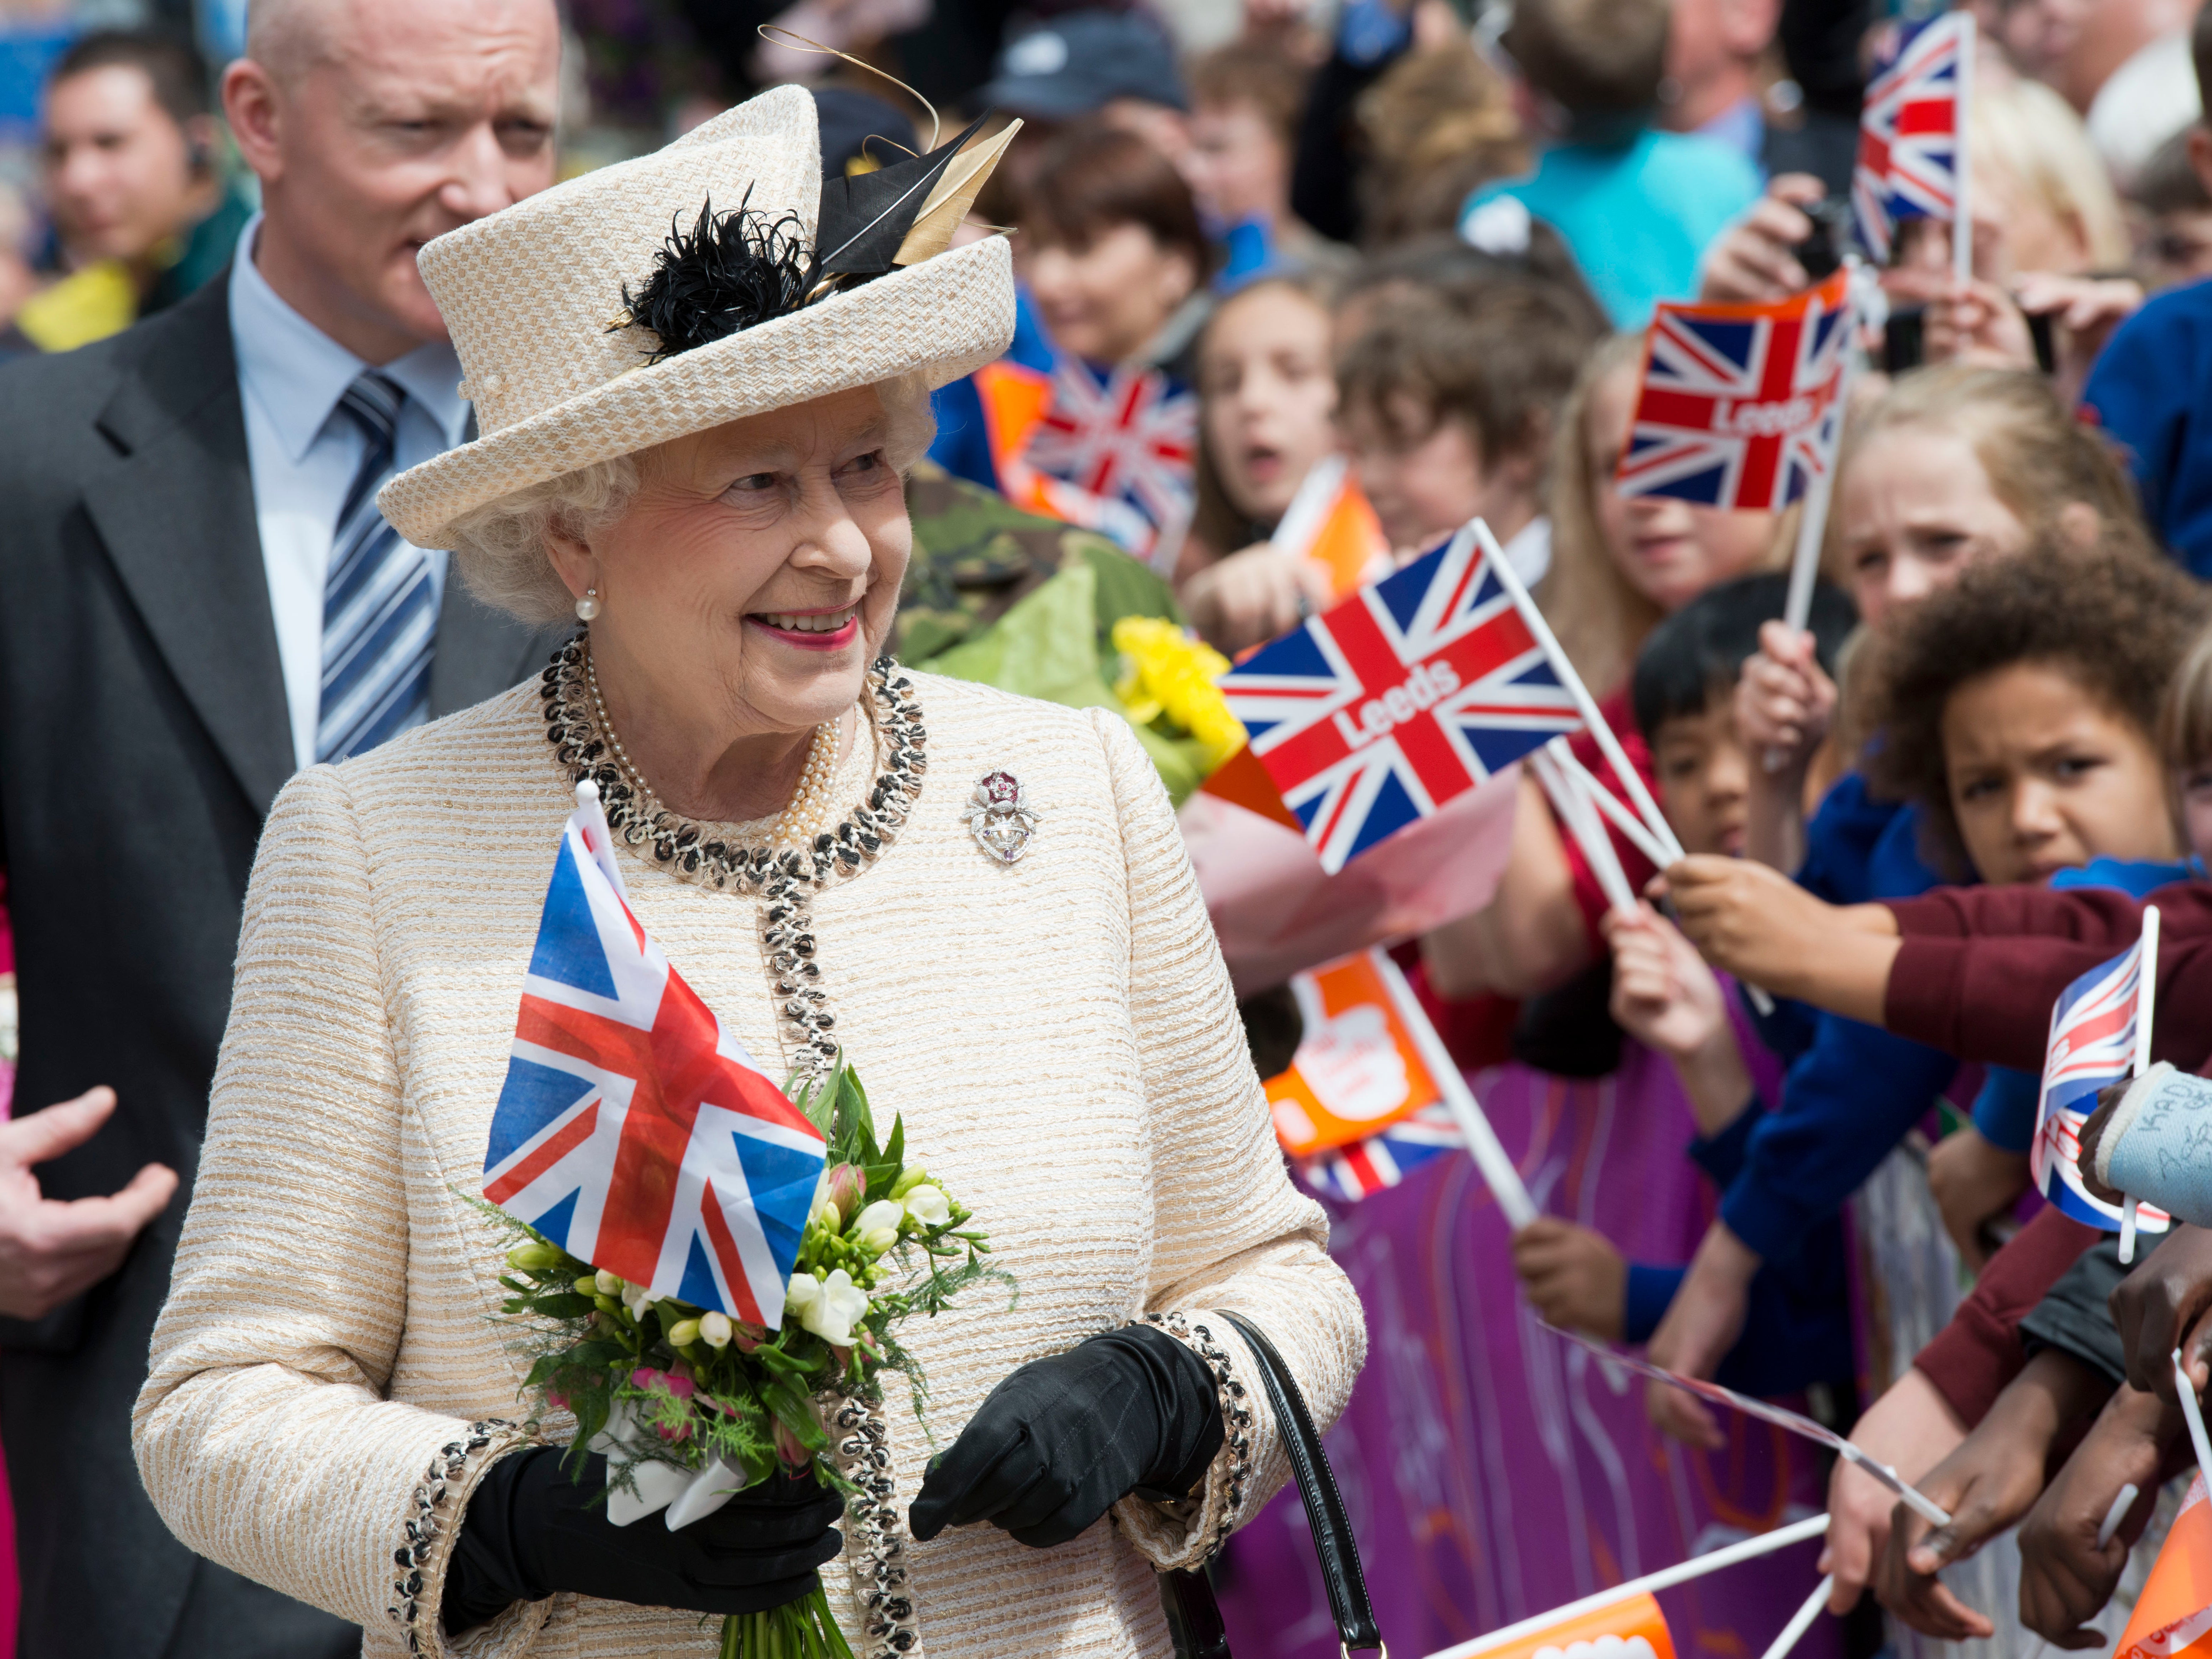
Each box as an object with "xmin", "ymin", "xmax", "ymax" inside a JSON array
[
  {"xmin": 1471, "ymin": 1592, "xmax": 1676, "ymax": 1659},
  {"xmin": 1265, "ymin": 949, "xmax": 1443, "ymax": 1157},
  {"xmin": 1298, "ymin": 472, "xmax": 1391, "ymax": 603},
  {"xmin": 2117, "ymin": 1475, "xmax": 2212, "ymax": 1658}
]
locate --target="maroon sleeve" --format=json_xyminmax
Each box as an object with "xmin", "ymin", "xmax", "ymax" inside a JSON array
[
  {"xmin": 1883, "ymin": 883, "xmax": 2177, "ymax": 943},
  {"xmin": 1886, "ymin": 933, "xmax": 2212, "ymax": 1075},
  {"xmin": 1915, "ymin": 1207, "xmax": 2103, "ymax": 1427}
]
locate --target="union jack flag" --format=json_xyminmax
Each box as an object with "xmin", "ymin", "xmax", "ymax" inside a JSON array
[
  {"xmin": 1020, "ymin": 356, "xmax": 1197, "ymax": 561},
  {"xmin": 1299, "ymin": 1103, "xmax": 1464, "ymax": 1203},
  {"xmin": 1616, "ymin": 267, "xmax": 1852, "ymax": 513},
  {"xmin": 1219, "ymin": 524, "xmax": 1582, "ymax": 874},
  {"xmin": 1853, "ymin": 12, "xmax": 1971, "ymax": 263},
  {"xmin": 483, "ymin": 790, "xmax": 827, "ymax": 1326},
  {"xmin": 2030, "ymin": 922, "xmax": 2171, "ymax": 1234}
]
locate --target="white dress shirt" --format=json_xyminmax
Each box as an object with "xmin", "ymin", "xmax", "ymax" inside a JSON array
[{"xmin": 229, "ymin": 215, "xmax": 468, "ymax": 771}]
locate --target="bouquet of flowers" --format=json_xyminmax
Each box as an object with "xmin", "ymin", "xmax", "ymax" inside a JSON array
[{"xmin": 481, "ymin": 1059, "xmax": 1006, "ymax": 1659}]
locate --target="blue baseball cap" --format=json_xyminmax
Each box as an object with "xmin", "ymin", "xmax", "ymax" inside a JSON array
[{"xmin": 978, "ymin": 9, "xmax": 1189, "ymax": 119}]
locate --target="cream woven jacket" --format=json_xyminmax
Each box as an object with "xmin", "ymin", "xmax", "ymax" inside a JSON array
[{"xmin": 134, "ymin": 669, "xmax": 1365, "ymax": 1659}]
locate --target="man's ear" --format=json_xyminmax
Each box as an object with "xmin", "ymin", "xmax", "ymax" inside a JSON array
[{"xmin": 221, "ymin": 58, "xmax": 284, "ymax": 186}]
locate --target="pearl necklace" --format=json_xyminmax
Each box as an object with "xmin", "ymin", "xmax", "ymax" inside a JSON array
[
  {"xmin": 582, "ymin": 649, "xmax": 841, "ymax": 849},
  {"xmin": 539, "ymin": 634, "xmax": 929, "ymax": 1087}
]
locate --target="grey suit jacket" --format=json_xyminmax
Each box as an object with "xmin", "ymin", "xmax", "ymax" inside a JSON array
[{"xmin": 0, "ymin": 275, "xmax": 559, "ymax": 1657}]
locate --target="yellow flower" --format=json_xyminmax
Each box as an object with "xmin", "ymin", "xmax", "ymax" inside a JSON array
[{"xmin": 1110, "ymin": 618, "xmax": 1246, "ymax": 771}]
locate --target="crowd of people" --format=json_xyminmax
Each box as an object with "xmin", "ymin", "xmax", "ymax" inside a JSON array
[{"xmin": 12, "ymin": 0, "xmax": 2212, "ymax": 1655}]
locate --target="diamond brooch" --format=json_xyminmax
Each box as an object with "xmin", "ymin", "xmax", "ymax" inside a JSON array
[{"xmin": 963, "ymin": 770, "xmax": 1039, "ymax": 864}]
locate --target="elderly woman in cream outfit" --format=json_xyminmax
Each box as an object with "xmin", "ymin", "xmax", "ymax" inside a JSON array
[{"xmin": 132, "ymin": 85, "xmax": 1362, "ymax": 1659}]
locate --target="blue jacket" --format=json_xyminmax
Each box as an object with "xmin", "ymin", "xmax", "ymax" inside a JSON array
[
  {"xmin": 2080, "ymin": 277, "xmax": 2212, "ymax": 579},
  {"xmin": 1625, "ymin": 1103, "xmax": 1856, "ymax": 1396},
  {"xmin": 1720, "ymin": 773, "xmax": 1960, "ymax": 1263}
]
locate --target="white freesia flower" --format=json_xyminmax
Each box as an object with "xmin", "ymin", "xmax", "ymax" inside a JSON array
[
  {"xmin": 785, "ymin": 1274, "xmax": 821, "ymax": 1317},
  {"xmin": 595, "ymin": 1269, "xmax": 622, "ymax": 1296},
  {"xmin": 796, "ymin": 1268, "xmax": 869, "ymax": 1345},
  {"xmin": 699, "ymin": 1311, "xmax": 733, "ymax": 1349},
  {"xmin": 851, "ymin": 1199, "xmax": 903, "ymax": 1237},
  {"xmin": 620, "ymin": 1280, "xmax": 653, "ymax": 1318},
  {"xmin": 902, "ymin": 1184, "xmax": 951, "ymax": 1228}
]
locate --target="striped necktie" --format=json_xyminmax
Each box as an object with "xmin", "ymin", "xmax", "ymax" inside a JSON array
[{"xmin": 317, "ymin": 370, "xmax": 436, "ymax": 763}]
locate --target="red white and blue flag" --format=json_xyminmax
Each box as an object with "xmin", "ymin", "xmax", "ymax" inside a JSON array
[
  {"xmin": 2031, "ymin": 926, "xmax": 2171, "ymax": 1234},
  {"xmin": 1218, "ymin": 525, "xmax": 1582, "ymax": 874},
  {"xmin": 1853, "ymin": 12, "xmax": 1971, "ymax": 262},
  {"xmin": 1300, "ymin": 1104, "xmax": 1465, "ymax": 1204},
  {"xmin": 1020, "ymin": 356, "xmax": 1197, "ymax": 560},
  {"xmin": 1616, "ymin": 267, "xmax": 1852, "ymax": 513},
  {"xmin": 483, "ymin": 791, "xmax": 827, "ymax": 1326}
]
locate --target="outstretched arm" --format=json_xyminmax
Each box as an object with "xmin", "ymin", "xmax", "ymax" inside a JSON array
[{"xmin": 1658, "ymin": 855, "xmax": 1899, "ymax": 1020}]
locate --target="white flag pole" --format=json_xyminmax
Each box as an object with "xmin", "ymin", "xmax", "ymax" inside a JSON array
[
  {"xmin": 1372, "ymin": 950, "xmax": 1538, "ymax": 1229},
  {"xmin": 2120, "ymin": 904, "xmax": 2161, "ymax": 1262},
  {"xmin": 1471, "ymin": 518, "xmax": 1685, "ymax": 867},
  {"xmin": 1548, "ymin": 741, "xmax": 1673, "ymax": 870},
  {"xmin": 1532, "ymin": 747, "xmax": 1637, "ymax": 916},
  {"xmin": 1781, "ymin": 300, "xmax": 1857, "ymax": 636},
  {"xmin": 2173, "ymin": 1348, "xmax": 2212, "ymax": 1494},
  {"xmin": 1952, "ymin": 13, "xmax": 1975, "ymax": 288},
  {"xmin": 1426, "ymin": 1514, "xmax": 1833, "ymax": 1659},
  {"xmin": 1268, "ymin": 453, "xmax": 1347, "ymax": 565},
  {"xmin": 1758, "ymin": 1577, "xmax": 1835, "ymax": 1659}
]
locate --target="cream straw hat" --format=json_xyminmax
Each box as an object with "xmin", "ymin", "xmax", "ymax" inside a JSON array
[{"xmin": 379, "ymin": 84, "xmax": 1015, "ymax": 552}]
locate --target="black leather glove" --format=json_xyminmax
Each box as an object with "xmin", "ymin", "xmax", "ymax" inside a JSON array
[
  {"xmin": 908, "ymin": 1323, "xmax": 1224, "ymax": 1549},
  {"xmin": 441, "ymin": 1448, "xmax": 844, "ymax": 1636}
]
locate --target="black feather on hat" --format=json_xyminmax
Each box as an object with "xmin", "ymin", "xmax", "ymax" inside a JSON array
[{"xmin": 612, "ymin": 114, "xmax": 1011, "ymax": 363}]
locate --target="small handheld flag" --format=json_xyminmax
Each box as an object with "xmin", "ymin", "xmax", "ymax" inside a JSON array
[
  {"xmin": 1269, "ymin": 455, "xmax": 1391, "ymax": 604},
  {"xmin": 1431, "ymin": 1514, "xmax": 1833, "ymax": 1659},
  {"xmin": 1268, "ymin": 948, "xmax": 1444, "ymax": 1158},
  {"xmin": 2111, "ymin": 1472, "xmax": 2212, "ymax": 1659},
  {"xmin": 1615, "ymin": 267, "xmax": 1852, "ymax": 515},
  {"xmin": 1218, "ymin": 522, "xmax": 1582, "ymax": 874},
  {"xmin": 1461, "ymin": 1592, "xmax": 1675, "ymax": 1659},
  {"xmin": 1852, "ymin": 12, "xmax": 1974, "ymax": 266},
  {"xmin": 2029, "ymin": 908, "xmax": 2171, "ymax": 1245},
  {"xmin": 483, "ymin": 783, "xmax": 828, "ymax": 1327}
]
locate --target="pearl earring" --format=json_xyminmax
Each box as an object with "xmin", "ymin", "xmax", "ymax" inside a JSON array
[{"xmin": 576, "ymin": 586, "xmax": 601, "ymax": 622}]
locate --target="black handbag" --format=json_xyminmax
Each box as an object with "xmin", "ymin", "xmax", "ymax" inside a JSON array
[{"xmin": 1158, "ymin": 1311, "xmax": 1385, "ymax": 1658}]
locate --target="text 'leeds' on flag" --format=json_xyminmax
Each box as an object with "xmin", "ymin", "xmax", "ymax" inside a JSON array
[
  {"xmin": 483, "ymin": 794, "xmax": 827, "ymax": 1327},
  {"xmin": 2031, "ymin": 931, "xmax": 2171, "ymax": 1236},
  {"xmin": 1616, "ymin": 266, "xmax": 1851, "ymax": 515},
  {"xmin": 1853, "ymin": 11, "xmax": 1969, "ymax": 262},
  {"xmin": 1218, "ymin": 526, "xmax": 1582, "ymax": 875}
]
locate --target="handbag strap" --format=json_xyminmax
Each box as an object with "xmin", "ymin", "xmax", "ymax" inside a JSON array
[{"xmin": 1218, "ymin": 1311, "xmax": 1385, "ymax": 1656}]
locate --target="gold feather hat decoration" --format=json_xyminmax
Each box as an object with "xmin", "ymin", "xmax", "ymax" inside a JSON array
[{"xmin": 377, "ymin": 85, "xmax": 1018, "ymax": 554}]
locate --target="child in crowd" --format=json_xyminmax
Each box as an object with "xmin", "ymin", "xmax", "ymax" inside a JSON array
[
  {"xmin": 1182, "ymin": 43, "xmax": 1349, "ymax": 282},
  {"xmin": 1176, "ymin": 273, "xmax": 1349, "ymax": 651},
  {"xmin": 1333, "ymin": 279, "xmax": 1598, "ymax": 573},
  {"xmin": 1421, "ymin": 331, "xmax": 1783, "ymax": 1006},
  {"xmin": 1642, "ymin": 368, "xmax": 2156, "ymax": 1610},
  {"xmin": 1513, "ymin": 573, "xmax": 1858, "ymax": 1413},
  {"xmin": 1464, "ymin": 0, "xmax": 1761, "ymax": 325},
  {"xmin": 1664, "ymin": 540, "xmax": 2208, "ymax": 1618},
  {"xmin": 2130, "ymin": 127, "xmax": 2212, "ymax": 289},
  {"xmin": 956, "ymin": 125, "xmax": 1213, "ymax": 566},
  {"xmin": 2077, "ymin": 0, "xmax": 2212, "ymax": 576}
]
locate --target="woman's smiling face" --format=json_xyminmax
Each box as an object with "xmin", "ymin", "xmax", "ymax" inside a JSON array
[{"xmin": 549, "ymin": 384, "xmax": 912, "ymax": 745}]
